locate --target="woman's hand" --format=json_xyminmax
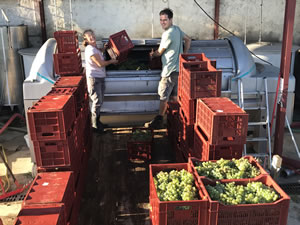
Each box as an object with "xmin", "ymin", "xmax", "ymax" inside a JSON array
[{"xmin": 110, "ymin": 59, "xmax": 118, "ymax": 64}]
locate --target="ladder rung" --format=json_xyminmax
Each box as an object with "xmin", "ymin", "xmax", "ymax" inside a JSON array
[
  {"xmin": 247, "ymin": 137, "xmax": 268, "ymax": 142},
  {"xmin": 244, "ymin": 106, "xmax": 267, "ymax": 110},
  {"xmin": 248, "ymin": 122, "xmax": 268, "ymax": 126},
  {"xmin": 246, "ymin": 153, "xmax": 270, "ymax": 158}
]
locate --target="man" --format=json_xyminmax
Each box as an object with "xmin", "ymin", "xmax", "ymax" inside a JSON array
[{"xmin": 145, "ymin": 8, "xmax": 191, "ymax": 129}]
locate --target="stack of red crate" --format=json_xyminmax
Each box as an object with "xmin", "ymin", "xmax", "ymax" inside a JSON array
[
  {"xmin": 175, "ymin": 53, "xmax": 222, "ymax": 161},
  {"xmin": 53, "ymin": 31, "xmax": 83, "ymax": 76},
  {"xmin": 22, "ymin": 172, "xmax": 75, "ymax": 224},
  {"xmin": 193, "ymin": 97, "xmax": 248, "ymax": 160},
  {"xmin": 22, "ymin": 31, "xmax": 91, "ymax": 225}
]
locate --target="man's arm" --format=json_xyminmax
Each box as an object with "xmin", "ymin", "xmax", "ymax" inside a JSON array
[
  {"xmin": 150, "ymin": 47, "xmax": 165, "ymax": 58},
  {"xmin": 183, "ymin": 34, "xmax": 191, "ymax": 54}
]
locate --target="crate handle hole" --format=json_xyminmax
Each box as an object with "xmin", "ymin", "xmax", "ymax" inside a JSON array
[{"xmin": 42, "ymin": 133, "xmax": 54, "ymax": 137}]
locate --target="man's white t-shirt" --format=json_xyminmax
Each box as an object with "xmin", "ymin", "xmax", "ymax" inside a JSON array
[
  {"xmin": 160, "ymin": 25, "xmax": 184, "ymax": 78},
  {"xmin": 85, "ymin": 45, "xmax": 106, "ymax": 78}
]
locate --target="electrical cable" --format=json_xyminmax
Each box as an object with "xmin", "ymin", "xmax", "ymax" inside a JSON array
[{"xmin": 193, "ymin": 0, "xmax": 273, "ymax": 66}]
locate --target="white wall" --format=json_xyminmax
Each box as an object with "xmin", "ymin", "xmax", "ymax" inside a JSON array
[{"xmin": 0, "ymin": 0, "xmax": 300, "ymax": 47}]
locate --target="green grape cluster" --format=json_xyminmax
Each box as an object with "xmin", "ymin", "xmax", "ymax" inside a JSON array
[
  {"xmin": 130, "ymin": 129, "xmax": 152, "ymax": 142},
  {"xmin": 153, "ymin": 169, "xmax": 198, "ymax": 201},
  {"xmin": 195, "ymin": 158, "xmax": 261, "ymax": 179},
  {"xmin": 206, "ymin": 181, "xmax": 279, "ymax": 205}
]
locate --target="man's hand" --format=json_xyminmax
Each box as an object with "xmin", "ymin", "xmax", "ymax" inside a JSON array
[{"xmin": 149, "ymin": 48, "xmax": 155, "ymax": 59}]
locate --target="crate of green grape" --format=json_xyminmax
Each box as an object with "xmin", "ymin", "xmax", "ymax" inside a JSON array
[
  {"xmin": 149, "ymin": 163, "xmax": 208, "ymax": 225},
  {"xmin": 198, "ymin": 175, "xmax": 290, "ymax": 225},
  {"xmin": 127, "ymin": 128, "xmax": 153, "ymax": 161},
  {"xmin": 188, "ymin": 156, "xmax": 269, "ymax": 183}
]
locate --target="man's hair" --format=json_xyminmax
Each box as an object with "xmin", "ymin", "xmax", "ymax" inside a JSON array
[
  {"xmin": 159, "ymin": 8, "xmax": 173, "ymax": 19},
  {"xmin": 82, "ymin": 29, "xmax": 95, "ymax": 47}
]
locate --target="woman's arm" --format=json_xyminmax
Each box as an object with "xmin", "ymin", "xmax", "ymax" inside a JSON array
[{"xmin": 90, "ymin": 54, "xmax": 118, "ymax": 67}]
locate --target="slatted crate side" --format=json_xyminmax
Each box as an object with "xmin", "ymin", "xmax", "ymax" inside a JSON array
[
  {"xmin": 53, "ymin": 50, "xmax": 83, "ymax": 76},
  {"xmin": 149, "ymin": 163, "xmax": 208, "ymax": 225},
  {"xmin": 197, "ymin": 176, "xmax": 290, "ymax": 225},
  {"xmin": 193, "ymin": 125, "xmax": 243, "ymax": 161},
  {"xmin": 195, "ymin": 98, "xmax": 248, "ymax": 146},
  {"xmin": 166, "ymin": 102, "xmax": 180, "ymax": 141},
  {"xmin": 178, "ymin": 91, "xmax": 196, "ymax": 125},
  {"xmin": 28, "ymin": 95, "xmax": 76, "ymax": 141},
  {"xmin": 179, "ymin": 108, "xmax": 194, "ymax": 149},
  {"xmin": 54, "ymin": 30, "xmax": 78, "ymax": 53},
  {"xmin": 179, "ymin": 53, "xmax": 217, "ymax": 72},
  {"xmin": 14, "ymin": 204, "xmax": 66, "ymax": 225},
  {"xmin": 23, "ymin": 172, "xmax": 75, "ymax": 220},
  {"xmin": 181, "ymin": 69, "xmax": 222, "ymax": 99},
  {"xmin": 33, "ymin": 125, "xmax": 82, "ymax": 173}
]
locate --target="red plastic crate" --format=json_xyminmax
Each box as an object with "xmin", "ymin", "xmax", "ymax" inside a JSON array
[
  {"xmin": 189, "ymin": 155, "xmax": 269, "ymax": 184},
  {"xmin": 179, "ymin": 53, "xmax": 217, "ymax": 73},
  {"xmin": 54, "ymin": 30, "xmax": 79, "ymax": 53},
  {"xmin": 54, "ymin": 50, "xmax": 83, "ymax": 75},
  {"xmin": 149, "ymin": 163, "xmax": 208, "ymax": 225},
  {"xmin": 127, "ymin": 128, "xmax": 153, "ymax": 161},
  {"xmin": 28, "ymin": 95, "xmax": 76, "ymax": 141},
  {"xmin": 181, "ymin": 69, "xmax": 222, "ymax": 99},
  {"xmin": 108, "ymin": 30, "xmax": 134, "ymax": 63},
  {"xmin": 198, "ymin": 176, "xmax": 290, "ymax": 225},
  {"xmin": 193, "ymin": 124, "xmax": 243, "ymax": 160},
  {"xmin": 23, "ymin": 172, "xmax": 75, "ymax": 220},
  {"xmin": 48, "ymin": 88, "xmax": 87, "ymax": 117},
  {"xmin": 33, "ymin": 126, "xmax": 82, "ymax": 172},
  {"xmin": 178, "ymin": 91, "xmax": 197, "ymax": 125},
  {"xmin": 196, "ymin": 97, "xmax": 248, "ymax": 145},
  {"xmin": 53, "ymin": 76, "xmax": 86, "ymax": 88},
  {"xmin": 53, "ymin": 75, "xmax": 87, "ymax": 112},
  {"xmin": 179, "ymin": 53, "xmax": 221, "ymax": 99},
  {"xmin": 14, "ymin": 204, "xmax": 66, "ymax": 225}
]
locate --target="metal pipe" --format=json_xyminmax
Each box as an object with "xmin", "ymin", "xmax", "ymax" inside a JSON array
[
  {"xmin": 69, "ymin": 0, "xmax": 73, "ymax": 30},
  {"xmin": 274, "ymin": 0, "xmax": 296, "ymax": 156},
  {"xmin": 0, "ymin": 8, "xmax": 10, "ymax": 25},
  {"xmin": 0, "ymin": 113, "xmax": 26, "ymax": 136},
  {"xmin": 214, "ymin": 0, "xmax": 220, "ymax": 40},
  {"xmin": 259, "ymin": 0, "xmax": 263, "ymax": 43},
  {"xmin": 37, "ymin": 0, "xmax": 47, "ymax": 44},
  {"xmin": 282, "ymin": 156, "xmax": 300, "ymax": 170}
]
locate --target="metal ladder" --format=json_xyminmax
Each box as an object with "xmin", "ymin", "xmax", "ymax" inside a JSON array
[{"xmin": 238, "ymin": 78, "xmax": 272, "ymax": 169}]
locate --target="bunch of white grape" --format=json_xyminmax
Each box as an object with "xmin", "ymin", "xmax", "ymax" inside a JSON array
[
  {"xmin": 205, "ymin": 181, "xmax": 279, "ymax": 205},
  {"xmin": 153, "ymin": 169, "xmax": 198, "ymax": 201},
  {"xmin": 195, "ymin": 158, "xmax": 261, "ymax": 179}
]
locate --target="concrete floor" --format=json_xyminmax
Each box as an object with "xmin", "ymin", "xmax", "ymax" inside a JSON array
[{"xmin": 0, "ymin": 108, "xmax": 300, "ymax": 225}]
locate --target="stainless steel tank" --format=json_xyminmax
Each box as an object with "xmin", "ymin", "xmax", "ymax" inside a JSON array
[{"xmin": 0, "ymin": 25, "xmax": 28, "ymax": 111}]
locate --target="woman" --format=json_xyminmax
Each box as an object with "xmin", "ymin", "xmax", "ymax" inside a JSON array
[{"xmin": 83, "ymin": 29, "xmax": 118, "ymax": 133}]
